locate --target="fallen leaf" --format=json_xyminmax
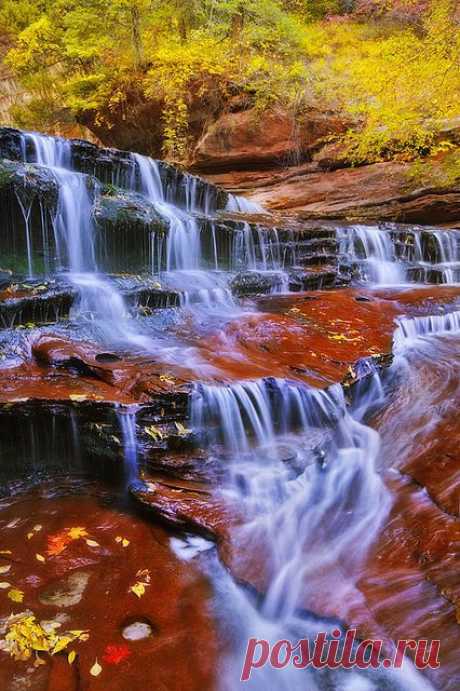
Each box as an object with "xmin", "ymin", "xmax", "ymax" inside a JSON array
[
  {"xmin": 136, "ymin": 568, "xmax": 151, "ymax": 582},
  {"xmin": 47, "ymin": 531, "xmax": 72, "ymax": 556},
  {"xmin": 175, "ymin": 422, "xmax": 191, "ymax": 436},
  {"xmin": 68, "ymin": 650, "xmax": 76, "ymax": 664},
  {"xmin": 7, "ymin": 589, "xmax": 24, "ymax": 603},
  {"xmin": 85, "ymin": 539, "xmax": 100, "ymax": 548},
  {"xmin": 159, "ymin": 374, "xmax": 175, "ymax": 384},
  {"xmin": 0, "ymin": 565, "xmax": 11, "ymax": 574},
  {"xmin": 0, "ymin": 550, "xmax": 12, "ymax": 555},
  {"xmin": 67, "ymin": 527, "xmax": 88, "ymax": 540},
  {"xmin": 0, "ymin": 582, "xmax": 11, "ymax": 589},
  {"xmin": 130, "ymin": 582, "xmax": 146, "ymax": 598},
  {"xmin": 52, "ymin": 636, "xmax": 73, "ymax": 655},
  {"xmin": 122, "ymin": 539, "xmax": 130, "ymax": 548},
  {"xmin": 27, "ymin": 532, "xmax": 34, "ymax": 540},
  {"xmin": 35, "ymin": 554, "xmax": 45, "ymax": 563},
  {"xmin": 90, "ymin": 660, "xmax": 102, "ymax": 677},
  {"xmin": 69, "ymin": 394, "xmax": 87, "ymax": 402},
  {"xmin": 145, "ymin": 425, "xmax": 163, "ymax": 441},
  {"xmin": 33, "ymin": 525, "xmax": 42, "ymax": 532},
  {"xmin": 103, "ymin": 643, "xmax": 131, "ymax": 665}
]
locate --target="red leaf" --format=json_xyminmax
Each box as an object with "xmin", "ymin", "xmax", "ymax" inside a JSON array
[{"xmin": 102, "ymin": 644, "xmax": 131, "ymax": 665}]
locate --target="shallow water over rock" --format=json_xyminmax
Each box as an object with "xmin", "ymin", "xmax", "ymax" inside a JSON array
[{"xmin": 0, "ymin": 129, "xmax": 459, "ymax": 690}]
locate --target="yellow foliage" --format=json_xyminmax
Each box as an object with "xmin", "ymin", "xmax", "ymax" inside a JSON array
[
  {"xmin": 3, "ymin": 0, "xmax": 460, "ymax": 163},
  {"xmin": 0, "ymin": 613, "xmax": 87, "ymax": 662}
]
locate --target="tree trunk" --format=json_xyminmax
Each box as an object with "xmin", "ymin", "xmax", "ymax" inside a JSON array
[
  {"xmin": 130, "ymin": 4, "xmax": 144, "ymax": 68},
  {"xmin": 231, "ymin": 5, "xmax": 244, "ymax": 42}
]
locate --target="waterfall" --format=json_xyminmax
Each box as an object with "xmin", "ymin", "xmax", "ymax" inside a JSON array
[
  {"xmin": 393, "ymin": 309, "xmax": 460, "ymax": 351},
  {"xmin": 131, "ymin": 152, "xmax": 237, "ymax": 308},
  {"xmin": 52, "ymin": 169, "xmax": 96, "ymax": 272},
  {"xmin": 192, "ymin": 376, "xmax": 391, "ymax": 588},
  {"xmin": 117, "ymin": 408, "xmax": 139, "ymax": 486},
  {"xmin": 226, "ymin": 193, "xmax": 265, "ymax": 215},
  {"xmin": 339, "ymin": 224, "xmax": 460, "ymax": 285},
  {"xmin": 131, "ymin": 152, "xmax": 164, "ymax": 201},
  {"xmin": 24, "ymin": 131, "xmax": 71, "ymax": 168},
  {"xmin": 191, "ymin": 374, "xmax": 430, "ymax": 689},
  {"xmin": 191, "ymin": 338, "xmax": 446, "ymax": 688},
  {"xmin": 338, "ymin": 225, "xmax": 405, "ymax": 285},
  {"xmin": 17, "ymin": 132, "xmax": 157, "ymax": 350}
]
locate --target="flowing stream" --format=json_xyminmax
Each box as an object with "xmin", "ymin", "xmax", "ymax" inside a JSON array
[{"xmin": 1, "ymin": 129, "xmax": 459, "ymax": 690}]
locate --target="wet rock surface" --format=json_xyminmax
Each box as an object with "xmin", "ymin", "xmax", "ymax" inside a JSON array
[
  {"xmin": 0, "ymin": 484, "xmax": 217, "ymax": 691},
  {"xmin": 1, "ymin": 127, "xmax": 460, "ymax": 690}
]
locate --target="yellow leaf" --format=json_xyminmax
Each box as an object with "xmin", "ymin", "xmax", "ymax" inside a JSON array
[
  {"xmin": 69, "ymin": 394, "xmax": 87, "ymax": 402},
  {"xmin": 68, "ymin": 650, "xmax": 76, "ymax": 665},
  {"xmin": 175, "ymin": 422, "xmax": 191, "ymax": 436},
  {"xmin": 67, "ymin": 527, "xmax": 88, "ymax": 540},
  {"xmin": 130, "ymin": 582, "xmax": 146, "ymax": 598},
  {"xmin": 0, "ymin": 582, "xmax": 11, "ymax": 589},
  {"xmin": 33, "ymin": 525, "xmax": 42, "ymax": 532},
  {"xmin": 27, "ymin": 532, "xmax": 34, "ymax": 540},
  {"xmin": 52, "ymin": 636, "xmax": 73, "ymax": 655},
  {"xmin": 122, "ymin": 539, "xmax": 130, "ymax": 548},
  {"xmin": 0, "ymin": 564, "xmax": 11, "ymax": 574},
  {"xmin": 145, "ymin": 425, "xmax": 163, "ymax": 441},
  {"xmin": 35, "ymin": 554, "xmax": 45, "ymax": 563},
  {"xmin": 7, "ymin": 589, "xmax": 24, "ymax": 603},
  {"xmin": 90, "ymin": 660, "xmax": 102, "ymax": 677},
  {"xmin": 0, "ymin": 550, "xmax": 12, "ymax": 555},
  {"xmin": 85, "ymin": 539, "xmax": 100, "ymax": 548}
]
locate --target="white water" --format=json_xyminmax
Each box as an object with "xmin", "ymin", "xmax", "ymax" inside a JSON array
[
  {"xmin": 339, "ymin": 224, "xmax": 460, "ymax": 285},
  {"xmin": 338, "ymin": 225, "xmax": 406, "ymax": 285},
  {"xmin": 192, "ymin": 373, "xmax": 435, "ymax": 690},
  {"xmin": 130, "ymin": 154, "xmax": 286, "ymax": 305},
  {"xmin": 226, "ymin": 193, "xmax": 265, "ymax": 215},
  {"xmin": 20, "ymin": 132, "xmax": 158, "ymax": 350},
  {"xmin": 117, "ymin": 408, "xmax": 139, "ymax": 485},
  {"xmin": 393, "ymin": 309, "xmax": 460, "ymax": 351}
]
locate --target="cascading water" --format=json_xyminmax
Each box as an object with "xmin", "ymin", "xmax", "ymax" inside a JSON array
[
  {"xmin": 393, "ymin": 309, "xmax": 460, "ymax": 350},
  {"xmin": 338, "ymin": 224, "xmax": 406, "ymax": 285},
  {"xmin": 191, "ymin": 373, "xmax": 434, "ymax": 690},
  {"xmin": 117, "ymin": 408, "xmax": 140, "ymax": 487},
  {"xmin": 339, "ymin": 224, "xmax": 460, "ymax": 285},
  {"xmin": 19, "ymin": 132, "xmax": 156, "ymax": 350},
  {"xmin": 129, "ymin": 153, "xmax": 286, "ymax": 308},
  {"xmin": 226, "ymin": 193, "xmax": 265, "ymax": 215}
]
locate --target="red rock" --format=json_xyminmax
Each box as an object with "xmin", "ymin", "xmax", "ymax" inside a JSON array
[{"xmin": 191, "ymin": 107, "xmax": 348, "ymax": 173}]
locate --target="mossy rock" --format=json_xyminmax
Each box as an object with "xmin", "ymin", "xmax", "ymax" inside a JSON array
[
  {"xmin": 0, "ymin": 159, "xmax": 59, "ymax": 211},
  {"xmin": 95, "ymin": 189, "xmax": 167, "ymax": 234}
]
